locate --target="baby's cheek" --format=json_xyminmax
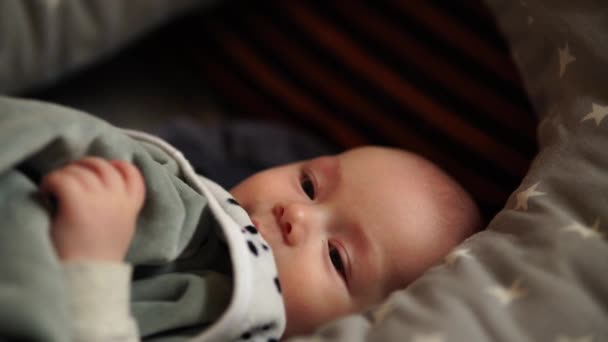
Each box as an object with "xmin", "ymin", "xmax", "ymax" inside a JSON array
[
  {"xmin": 282, "ymin": 286, "xmax": 325, "ymax": 336},
  {"xmin": 280, "ymin": 265, "xmax": 353, "ymax": 336}
]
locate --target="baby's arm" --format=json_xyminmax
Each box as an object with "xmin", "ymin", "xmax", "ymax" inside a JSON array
[{"xmin": 41, "ymin": 157, "xmax": 145, "ymax": 341}]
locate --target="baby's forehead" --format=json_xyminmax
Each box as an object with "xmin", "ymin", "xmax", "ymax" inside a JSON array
[
  {"xmin": 340, "ymin": 147, "xmax": 443, "ymax": 180},
  {"xmin": 341, "ymin": 150, "xmax": 448, "ymax": 197}
]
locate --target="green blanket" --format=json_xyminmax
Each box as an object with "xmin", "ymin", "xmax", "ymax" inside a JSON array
[{"xmin": 0, "ymin": 96, "xmax": 231, "ymax": 341}]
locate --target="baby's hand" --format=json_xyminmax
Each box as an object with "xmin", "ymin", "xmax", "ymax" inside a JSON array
[{"xmin": 41, "ymin": 157, "xmax": 145, "ymax": 262}]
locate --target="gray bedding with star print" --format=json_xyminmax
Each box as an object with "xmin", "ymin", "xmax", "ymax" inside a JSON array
[
  {"xmin": 284, "ymin": 1, "xmax": 608, "ymax": 341},
  {"xmin": 0, "ymin": 97, "xmax": 285, "ymax": 341}
]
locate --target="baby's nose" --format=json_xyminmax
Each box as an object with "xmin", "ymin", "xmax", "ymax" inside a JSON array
[
  {"xmin": 274, "ymin": 202, "xmax": 310, "ymax": 246},
  {"xmin": 273, "ymin": 205, "xmax": 291, "ymax": 234}
]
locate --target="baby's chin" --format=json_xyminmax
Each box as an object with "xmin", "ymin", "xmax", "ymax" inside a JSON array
[{"xmin": 281, "ymin": 307, "xmax": 333, "ymax": 338}]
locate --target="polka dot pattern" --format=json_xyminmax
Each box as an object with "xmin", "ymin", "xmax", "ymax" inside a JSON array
[
  {"xmin": 238, "ymin": 322, "xmax": 279, "ymax": 341},
  {"xmin": 247, "ymin": 240, "xmax": 258, "ymax": 256},
  {"xmin": 195, "ymin": 177, "xmax": 285, "ymax": 340},
  {"xmin": 274, "ymin": 277, "xmax": 281, "ymax": 294}
]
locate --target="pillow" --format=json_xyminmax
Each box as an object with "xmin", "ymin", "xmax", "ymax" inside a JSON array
[
  {"xmin": 184, "ymin": 0, "xmax": 539, "ymax": 220},
  {"xmin": 282, "ymin": 1, "xmax": 608, "ymax": 341}
]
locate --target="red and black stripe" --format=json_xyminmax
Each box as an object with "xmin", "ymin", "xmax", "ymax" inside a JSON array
[{"xmin": 184, "ymin": 0, "xmax": 538, "ymax": 219}]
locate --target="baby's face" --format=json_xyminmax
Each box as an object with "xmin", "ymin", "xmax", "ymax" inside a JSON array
[{"xmin": 230, "ymin": 147, "xmax": 467, "ymax": 337}]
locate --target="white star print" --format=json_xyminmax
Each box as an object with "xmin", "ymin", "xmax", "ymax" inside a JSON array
[
  {"xmin": 445, "ymin": 248, "xmax": 473, "ymax": 266},
  {"xmin": 562, "ymin": 219, "xmax": 603, "ymax": 240},
  {"xmin": 370, "ymin": 300, "xmax": 394, "ymax": 325},
  {"xmin": 558, "ymin": 43, "xmax": 576, "ymax": 78},
  {"xmin": 556, "ymin": 335, "xmax": 594, "ymax": 342},
  {"xmin": 539, "ymin": 113, "xmax": 563, "ymax": 131},
  {"xmin": 514, "ymin": 182, "xmax": 545, "ymax": 210},
  {"xmin": 487, "ymin": 278, "xmax": 528, "ymax": 306},
  {"xmin": 47, "ymin": 0, "xmax": 61, "ymax": 8},
  {"xmin": 412, "ymin": 332, "xmax": 445, "ymax": 342},
  {"xmin": 551, "ymin": 114, "xmax": 564, "ymax": 127},
  {"xmin": 581, "ymin": 103, "xmax": 608, "ymax": 126},
  {"xmin": 306, "ymin": 337, "xmax": 324, "ymax": 342},
  {"xmin": 539, "ymin": 116, "xmax": 550, "ymax": 129}
]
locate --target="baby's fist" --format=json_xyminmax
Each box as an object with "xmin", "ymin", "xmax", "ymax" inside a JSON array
[{"xmin": 41, "ymin": 157, "xmax": 145, "ymax": 262}]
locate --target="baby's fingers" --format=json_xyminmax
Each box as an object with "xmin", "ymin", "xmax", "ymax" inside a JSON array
[
  {"xmin": 40, "ymin": 165, "xmax": 94, "ymax": 196},
  {"xmin": 73, "ymin": 157, "xmax": 122, "ymax": 189},
  {"xmin": 110, "ymin": 160, "xmax": 146, "ymax": 203}
]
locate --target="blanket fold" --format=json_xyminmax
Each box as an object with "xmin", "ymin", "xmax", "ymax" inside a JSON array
[{"xmin": 0, "ymin": 96, "xmax": 231, "ymax": 341}]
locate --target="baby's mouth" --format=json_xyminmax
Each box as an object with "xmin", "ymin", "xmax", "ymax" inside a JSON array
[{"xmin": 252, "ymin": 218, "xmax": 288, "ymax": 246}]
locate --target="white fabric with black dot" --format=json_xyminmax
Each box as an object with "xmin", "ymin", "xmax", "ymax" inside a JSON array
[
  {"xmin": 192, "ymin": 177, "xmax": 285, "ymax": 342},
  {"xmin": 127, "ymin": 131, "xmax": 286, "ymax": 342}
]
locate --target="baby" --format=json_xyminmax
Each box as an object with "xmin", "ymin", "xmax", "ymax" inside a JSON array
[{"xmin": 42, "ymin": 146, "xmax": 481, "ymax": 339}]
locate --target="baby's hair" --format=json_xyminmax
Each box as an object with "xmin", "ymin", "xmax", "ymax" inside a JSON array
[
  {"xmin": 432, "ymin": 174, "xmax": 483, "ymax": 239},
  {"xmin": 413, "ymin": 151, "xmax": 483, "ymax": 243},
  {"xmin": 376, "ymin": 147, "xmax": 482, "ymax": 242},
  {"xmin": 390, "ymin": 150, "xmax": 483, "ymax": 240},
  {"xmin": 389, "ymin": 149, "xmax": 482, "ymax": 291}
]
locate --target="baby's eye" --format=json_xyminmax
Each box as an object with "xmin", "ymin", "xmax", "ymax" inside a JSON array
[
  {"xmin": 300, "ymin": 174, "xmax": 315, "ymax": 200},
  {"xmin": 329, "ymin": 243, "xmax": 346, "ymax": 279}
]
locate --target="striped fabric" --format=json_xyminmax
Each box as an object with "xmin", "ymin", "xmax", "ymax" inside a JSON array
[{"xmin": 183, "ymin": 0, "xmax": 538, "ymax": 220}]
